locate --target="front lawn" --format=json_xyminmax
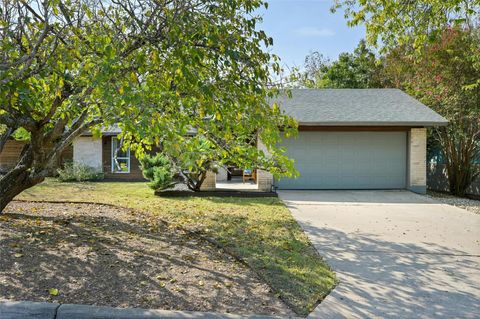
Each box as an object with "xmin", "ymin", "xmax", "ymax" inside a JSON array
[
  {"xmin": 1, "ymin": 201, "xmax": 292, "ymax": 315},
  {"xmin": 15, "ymin": 179, "xmax": 336, "ymax": 316}
]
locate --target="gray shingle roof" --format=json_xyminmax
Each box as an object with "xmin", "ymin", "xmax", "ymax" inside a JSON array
[
  {"xmin": 274, "ymin": 89, "xmax": 448, "ymax": 126},
  {"xmin": 81, "ymin": 124, "xmax": 122, "ymax": 136}
]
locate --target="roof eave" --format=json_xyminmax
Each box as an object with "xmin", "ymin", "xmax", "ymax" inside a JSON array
[{"xmin": 297, "ymin": 121, "xmax": 449, "ymax": 127}]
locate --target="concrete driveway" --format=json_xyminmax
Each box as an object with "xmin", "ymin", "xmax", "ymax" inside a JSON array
[{"xmin": 278, "ymin": 190, "xmax": 480, "ymax": 319}]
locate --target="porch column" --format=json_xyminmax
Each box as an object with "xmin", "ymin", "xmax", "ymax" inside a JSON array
[
  {"xmin": 257, "ymin": 170, "xmax": 273, "ymax": 192},
  {"xmin": 408, "ymin": 128, "xmax": 427, "ymax": 194},
  {"xmin": 257, "ymin": 138, "xmax": 274, "ymax": 192},
  {"xmin": 200, "ymin": 171, "xmax": 216, "ymax": 191}
]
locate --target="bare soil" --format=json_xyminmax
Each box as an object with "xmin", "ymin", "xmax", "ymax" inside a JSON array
[{"xmin": 0, "ymin": 201, "xmax": 294, "ymax": 316}]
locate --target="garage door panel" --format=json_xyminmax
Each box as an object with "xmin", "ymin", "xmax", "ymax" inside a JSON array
[{"xmin": 277, "ymin": 132, "xmax": 407, "ymax": 189}]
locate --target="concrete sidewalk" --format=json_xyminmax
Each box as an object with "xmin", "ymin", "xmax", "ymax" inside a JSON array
[{"xmin": 0, "ymin": 301, "xmax": 291, "ymax": 319}]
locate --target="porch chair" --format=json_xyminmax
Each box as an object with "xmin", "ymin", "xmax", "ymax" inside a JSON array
[{"xmin": 243, "ymin": 169, "xmax": 256, "ymax": 183}]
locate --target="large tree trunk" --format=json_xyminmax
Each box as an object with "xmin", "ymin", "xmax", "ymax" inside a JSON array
[
  {"xmin": 0, "ymin": 146, "xmax": 39, "ymax": 213},
  {"xmin": 0, "ymin": 112, "xmax": 96, "ymax": 213},
  {"xmin": 0, "ymin": 140, "xmax": 60, "ymax": 213},
  {"xmin": 0, "ymin": 165, "xmax": 44, "ymax": 213}
]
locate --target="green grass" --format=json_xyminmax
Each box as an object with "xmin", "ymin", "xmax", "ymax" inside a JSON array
[{"xmin": 16, "ymin": 179, "xmax": 336, "ymax": 316}]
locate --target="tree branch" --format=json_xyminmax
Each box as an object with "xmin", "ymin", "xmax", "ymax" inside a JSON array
[{"xmin": 0, "ymin": 126, "xmax": 14, "ymax": 154}]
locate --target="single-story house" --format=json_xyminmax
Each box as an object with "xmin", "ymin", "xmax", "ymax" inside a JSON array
[{"xmin": 1, "ymin": 89, "xmax": 452, "ymax": 194}]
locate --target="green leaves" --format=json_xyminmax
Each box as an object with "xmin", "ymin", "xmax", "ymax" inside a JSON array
[
  {"xmin": 1, "ymin": 0, "xmax": 297, "ymax": 198},
  {"xmin": 140, "ymin": 153, "xmax": 176, "ymax": 191},
  {"xmin": 333, "ymin": 0, "xmax": 480, "ymax": 51},
  {"xmin": 48, "ymin": 288, "xmax": 59, "ymax": 296},
  {"xmin": 302, "ymin": 40, "xmax": 384, "ymax": 89},
  {"xmin": 382, "ymin": 28, "xmax": 480, "ymax": 194}
]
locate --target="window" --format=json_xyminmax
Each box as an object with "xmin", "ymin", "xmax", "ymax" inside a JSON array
[{"xmin": 111, "ymin": 137, "xmax": 130, "ymax": 173}]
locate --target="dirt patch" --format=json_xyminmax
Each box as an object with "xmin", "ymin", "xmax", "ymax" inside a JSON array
[{"xmin": 0, "ymin": 201, "xmax": 294, "ymax": 316}]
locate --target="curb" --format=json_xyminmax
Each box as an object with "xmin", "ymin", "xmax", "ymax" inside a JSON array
[{"xmin": 0, "ymin": 301, "xmax": 289, "ymax": 319}]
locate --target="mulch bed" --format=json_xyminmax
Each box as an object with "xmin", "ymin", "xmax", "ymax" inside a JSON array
[{"xmin": 0, "ymin": 201, "xmax": 294, "ymax": 316}]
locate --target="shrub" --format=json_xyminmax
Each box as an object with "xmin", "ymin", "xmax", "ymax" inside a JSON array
[
  {"xmin": 140, "ymin": 153, "xmax": 176, "ymax": 190},
  {"xmin": 57, "ymin": 162, "xmax": 104, "ymax": 182}
]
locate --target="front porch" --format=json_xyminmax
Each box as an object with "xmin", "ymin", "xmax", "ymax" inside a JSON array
[
  {"xmin": 216, "ymin": 177, "xmax": 259, "ymax": 191},
  {"xmin": 200, "ymin": 168, "xmax": 274, "ymax": 192}
]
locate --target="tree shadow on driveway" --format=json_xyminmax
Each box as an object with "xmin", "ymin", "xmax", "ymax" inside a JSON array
[{"xmin": 299, "ymin": 222, "xmax": 480, "ymax": 318}]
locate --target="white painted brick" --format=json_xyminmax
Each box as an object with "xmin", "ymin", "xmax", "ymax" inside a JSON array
[{"xmin": 73, "ymin": 137, "xmax": 103, "ymax": 172}]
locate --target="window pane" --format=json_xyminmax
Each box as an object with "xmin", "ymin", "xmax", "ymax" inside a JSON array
[
  {"xmin": 112, "ymin": 158, "xmax": 129, "ymax": 173},
  {"xmin": 111, "ymin": 137, "xmax": 130, "ymax": 173},
  {"xmin": 112, "ymin": 138, "xmax": 129, "ymax": 158}
]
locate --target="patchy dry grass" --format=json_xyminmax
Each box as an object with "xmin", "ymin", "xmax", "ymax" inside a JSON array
[
  {"xmin": 1, "ymin": 202, "xmax": 293, "ymax": 315},
  {"xmin": 16, "ymin": 179, "xmax": 336, "ymax": 316}
]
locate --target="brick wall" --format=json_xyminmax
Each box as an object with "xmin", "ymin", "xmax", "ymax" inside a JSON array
[
  {"xmin": 408, "ymin": 128, "xmax": 427, "ymax": 194},
  {"xmin": 0, "ymin": 140, "xmax": 26, "ymax": 172},
  {"xmin": 257, "ymin": 169, "xmax": 273, "ymax": 192}
]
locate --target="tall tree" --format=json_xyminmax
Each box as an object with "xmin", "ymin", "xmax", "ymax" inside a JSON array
[
  {"xmin": 302, "ymin": 40, "xmax": 384, "ymax": 88},
  {"xmin": 384, "ymin": 29, "xmax": 480, "ymax": 196},
  {"xmin": 332, "ymin": 0, "xmax": 480, "ymax": 49},
  {"xmin": 0, "ymin": 0, "xmax": 297, "ymax": 212}
]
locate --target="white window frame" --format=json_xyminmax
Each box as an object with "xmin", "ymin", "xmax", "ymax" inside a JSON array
[{"xmin": 111, "ymin": 137, "xmax": 131, "ymax": 174}]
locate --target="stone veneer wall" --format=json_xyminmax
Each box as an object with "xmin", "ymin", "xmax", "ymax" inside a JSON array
[
  {"xmin": 200, "ymin": 171, "xmax": 217, "ymax": 191},
  {"xmin": 256, "ymin": 139, "xmax": 274, "ymax": 192},
  {"xmin": 408, "ymin": 128, "xmax": 427, "ymax": 194}
]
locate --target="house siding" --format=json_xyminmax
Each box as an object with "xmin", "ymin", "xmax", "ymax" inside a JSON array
[{"xmin": 0, "ymin": 140, "xmax": 72, "ymax": 174}]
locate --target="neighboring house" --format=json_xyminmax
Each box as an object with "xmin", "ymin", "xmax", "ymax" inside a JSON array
[{"xmin": 0, "ymin": 89, "xmax": 449, "ymax": 194}]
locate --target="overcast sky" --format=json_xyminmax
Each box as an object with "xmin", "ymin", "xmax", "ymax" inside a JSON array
[{"xmin": 257, "ymin": 0, "xmax": 366, "ymax": 70}]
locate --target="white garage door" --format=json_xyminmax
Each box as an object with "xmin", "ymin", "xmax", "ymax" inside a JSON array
[{"xmin": 277, "ymin": 131, "xmax": 407, "ymax": 189}]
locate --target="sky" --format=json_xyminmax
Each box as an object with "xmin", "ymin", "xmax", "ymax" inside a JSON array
[{"xmin": 257, "ymin": 0, "xmax": 366, "ymax": 70}]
